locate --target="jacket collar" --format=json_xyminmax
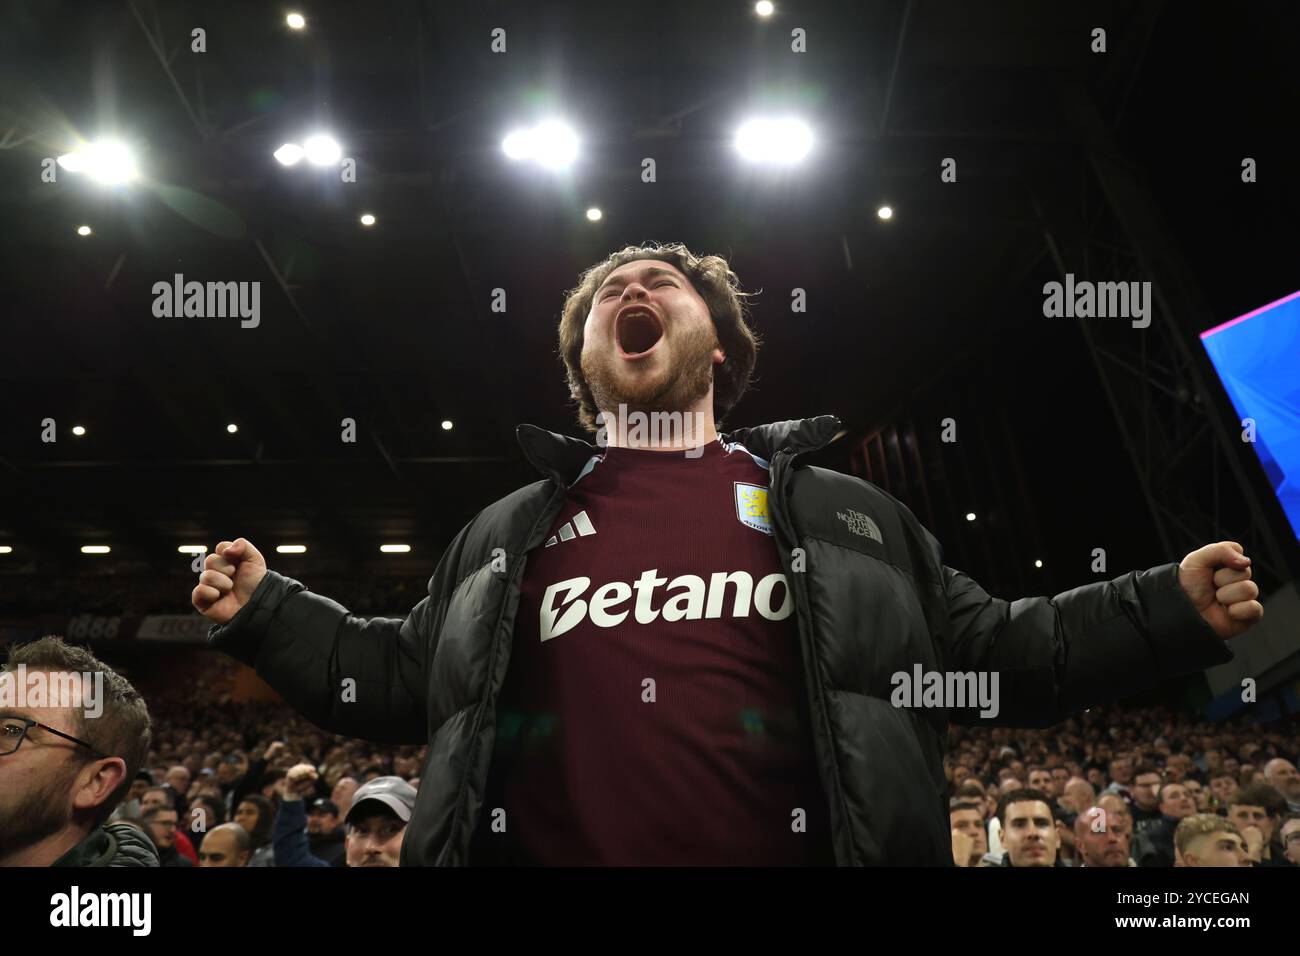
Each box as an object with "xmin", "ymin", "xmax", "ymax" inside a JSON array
[{"xmin": 516, "ymin": 414, "xmax": 844, "ymax": 486}]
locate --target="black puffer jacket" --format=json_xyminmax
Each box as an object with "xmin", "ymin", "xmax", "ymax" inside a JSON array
[
  {"xmin": 52, "ymin": 822, "xmax": 160, "ymax": 867},
  {"xmin": 208, "ymin": 416, "xmax": 1232, "ymax": 865}
]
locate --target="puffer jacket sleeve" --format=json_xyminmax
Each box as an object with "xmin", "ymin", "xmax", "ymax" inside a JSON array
[
  {"xmin": 912, "ymin": 519, "xmax": 1233, "ymax": 727},
  {"xmin": 205, "ymin": 514, "xmax": 482, "ymax": 744}
]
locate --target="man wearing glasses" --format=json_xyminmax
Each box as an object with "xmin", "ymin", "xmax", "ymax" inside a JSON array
[{"xmin": 0, "ymin": 636, "xmax": 156, "ymax": 867}]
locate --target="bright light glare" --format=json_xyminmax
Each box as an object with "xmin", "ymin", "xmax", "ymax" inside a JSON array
[
  {"xmin": 586, "ymin": 207, "xmax": 602, "ymax": 221},
  {"xmin": 380, "ymin": 544, "xmax": 411, "ymax": 553},
  {"xmin": 76, "ymin": 225, "xmax": 92, "ymax": 237},
  {"xmin": 502, "ymin": 120, "xmax": 579, "ymax": 169},
  {"xmin": 276, "ymin": 545, "xmax": 307, "ymax": 554},
  {"xmin": 226, "ymin": 423, "xmax": 239, "ymax": 434},
  {"xmin": 440, "ymin": 420, "xmax": 454, "ymax": 431},
  {"xmin": 303, "ymin": 134, "xmax": 342, "ymax": 166},
  {"xmin": 1034, "ymin": 559, "xmax": 1044, "ymax": 568},
  {"xmin": 756, "ymin": 1, "xmax": 775, "ymax": 16},
  {"xmin": 965, "ymin": 512, "xmax": 976, "ymax": 521},
  {"xmin": 286, "ymin": 12, "xmax": 306, "ymax": 29},
  {"xmin": 877, "ymin": 205, "xmax": 894, "ymax": 220},
  {"xmin": 274, "ymin": 143, "xmax": 304, "ymax": 166},
  {"xmin": 735, "ymin": 117, "xmax": 813, "ymax": 164},
  {"xmin": 72, "ymin": 425, "xmax": 86, "ymax": 435},
  {"xmin": 0, "ymin": 546, "xmax": 12, "ymax": 554},
  {"xmin": 360, "ymin": 213, "xmax": 376, "ymax": 226},
  {"xmin": 178, "ymin": 545, "xmax": 208, "ymax": 554},
  {"xmin": 58, "ymin": 141, "xmax": 138, "ymax": 183},
  {"xmin": 81, "ymin": 546, "xmax": 111, "ymax": 555}
]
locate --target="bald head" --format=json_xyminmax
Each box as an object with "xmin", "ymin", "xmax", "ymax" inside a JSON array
[
  {"xmin": 1061, "ymin": 778, "xmax": 1096, "ymax": 813},
  {"xmin": 198, "ymin": 822, "xmax": 251, "ymax": 867},
  {"xmin": 1074, "ymin": 803, "xmax": 1131, "ymax": 867},
  {"xmin": 1263, "ymin": 758, "xmax": 1300, "ymax": 801}
]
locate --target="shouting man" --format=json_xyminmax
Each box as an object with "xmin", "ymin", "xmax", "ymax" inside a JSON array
[{"xmin": 192, "ymin": 242, "xmax": 1262, "ymax": 865}]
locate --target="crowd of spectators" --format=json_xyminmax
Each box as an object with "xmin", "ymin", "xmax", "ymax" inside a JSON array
[{"xmin": 943, "ymin": 708, "xmax": 1300, "ymax": 867}]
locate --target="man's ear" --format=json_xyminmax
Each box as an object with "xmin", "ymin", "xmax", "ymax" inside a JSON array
[
  {"xmin": 74, "ymin": 757, "xmax": 127, "ymax": 813},
  {"xmin": 712, "ymin": 348, "xmax": 726, "ymax": 365}
]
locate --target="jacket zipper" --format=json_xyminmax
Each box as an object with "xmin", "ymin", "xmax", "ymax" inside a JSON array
[
  {"xmin": 443, "ymin": 479, "xmax": 568, "ymax": 864},
  {"xmin": 770, "ymin": 449, "xmax": 853, "ymax": 866}
]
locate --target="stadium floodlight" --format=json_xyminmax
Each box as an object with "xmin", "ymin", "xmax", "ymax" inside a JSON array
[
  {"xmin": 380, "ymin": 544, "xmax": 411, "ymax": 553},
  {"xmin": 76, "ymin": 225, "xmax": 92, "ymax": 237},
  {"xmin": 360, "ymin": 213, "xmax": 376, "ymax": 226},
  {"xmin": 756, "ymin": 1, "xmax": 775, "ymax": 16},
  {"xmin": 440, "ymin": 420, "xmax": 454, "ymax": 431},
  {"xmin": 276, "ymin": 545, "xmax": 307, "ymax": 554},
  {"xmin": 734, "ymin": 117, "xmax": 813, "ymax": 164},
  {"xmin": 57, "ymin": 140, "xmax": 139, "ymax": 184},
  {"xmin": 286, "ymin": 12, "xmax": 306, "ymax": 30},
  {"xmin": 303, "ymin": 134, "xmax": 342, "ymax": 166},
  {"xmin": 81, "ymin": 546, "xmax": 111, "ymax": 555},
  {"xmin": 226, "ymin": 423, "xmax": 239, "ymax": 433},
  {"xmin": 1034, "ymin": 559, "xmax": 1044, "ymax": 568},
  {"xmin": 274, "ymin": 143, "xmax": 304, "ymax": 166},
  {"xmin": 965, "ymin": 512, "xmax": 976, "ymax": 521},
  {"xmin": 502, "ymin": 119, "xmax": 579, "ymax": 169},
  {"xmin": 0, "ymin": 546, "xmax": 13, "ymax": 555},
  {"xmin": 178, "ymin": 545, "xmax": 208, "ymax": 554},
  {"xmin": 586, "ymin": 207, "xmax": 602, "ymax": 222},
  {"xmin": 877, "ymin": 205, "xmax": 894, "ymax": 220},
  {"xmin": 72, "ymin": 425, "xmax": 86, "ymax": 435}
]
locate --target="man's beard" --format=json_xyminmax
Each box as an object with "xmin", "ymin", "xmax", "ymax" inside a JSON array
[
  {"xmin": 582, "ymin": 321, "xmax": 718, "ymax": 423},
  {"xmin": 0, "ymin": 764, "xmax": 77, "ymax": 860}
]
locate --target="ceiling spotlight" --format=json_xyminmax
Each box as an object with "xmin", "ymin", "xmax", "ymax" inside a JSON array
[
  {"xmin": 57, "ymin": 140, "xmax": 138, "ymax": 184},
  {"xmin": 360, "ymin": 213, "xmax": 376, "ymax": 226},
  {"xmin": 735, "ymin": 117, "xmax": 813, "ymax": 164},
  {"xmin": 586, "ymin": 207, "xmax": 602, "ymax": 222},
  {"xmin": 226, "ymin": 423, "xmax": 239, "ymax": 434},
  {"xmin": 756, "ymin": 1, "xmax": 775, "ymax": 15},
  {"xmin": 303, "ymin": 134, "xmax": 342, "ymax": 166},
  {"xmin": 286, "ymin": 12, "xmax": 306, "ymax": 29},
  {"xmin": 502, "ymin": 120, "xmax": 579, "ymax": 169},
  {"xmin": 276, "ymin": 545, "xmax": 307, "ymax": 554},
  {"xmin": 440, "ymin": 420, "xmax": 454, "ymax": 431},
  {"xmin": 72, "ymin": 425, "xmax": 86, "ymax": 436},
  {"xmin": 877, "ymin": 205, "xmax": 894, "ymax": 220},
  {"xmin": 81, "ymin": 546, "xmax": 111, "ymax": 555},
  {"xmin": 273, "ymin": 143, "xmax": 304, "ymax": 166},
  {"xmin": 965, "ymin": 512, "xmax": 976, "ymax": 522},
  {"xmin": 380, "ymin": 544, "xmax": 411, "ymax": 553},
  {"xmin": 76, "ymin": 225, "xmax": 92, "ymax": 237}
]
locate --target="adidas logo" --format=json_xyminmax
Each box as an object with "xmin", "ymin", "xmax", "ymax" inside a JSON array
[{"xmin": 544, "ymin": 510, "xmax": 596, "ymax": 548}]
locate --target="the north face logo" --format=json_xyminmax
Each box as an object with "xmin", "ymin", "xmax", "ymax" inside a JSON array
[{"xmin": 836, "ymin": 508, "xmax": 882, "ymax": 543}]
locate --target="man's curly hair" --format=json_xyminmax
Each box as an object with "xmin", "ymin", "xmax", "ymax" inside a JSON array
[{"xmin": 557, "ymin": 241, "xmax": 760, "ymax": 432}]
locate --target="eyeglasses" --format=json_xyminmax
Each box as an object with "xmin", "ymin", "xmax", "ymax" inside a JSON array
[{"xmin": 0, "ymin": 715, "xmax": 107, "ymax": 758}]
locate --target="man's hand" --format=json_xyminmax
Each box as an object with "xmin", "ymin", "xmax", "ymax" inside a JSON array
[
  {"xmin": 280, "ymin": 763, "xmax": 320, "ymax": 803},
  {"xmin": 263, "ymin": 740, "xmax": 287, "ymax": 763},
  {"xmin": 192, "ymin": 538, "xmax": 268, "ymax": 625},
  {"xmin": 1178, "ymin": 541, "xmax": 1263, "ymax": 639},
  {"xmin": 951, "ymin": 829, "xmax": 974, "ymax": 867}
]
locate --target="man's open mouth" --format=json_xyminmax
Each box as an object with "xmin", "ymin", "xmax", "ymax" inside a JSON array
[{"xmin": 615, "ymin": 306, "xmax": 664, "ymax": 358}]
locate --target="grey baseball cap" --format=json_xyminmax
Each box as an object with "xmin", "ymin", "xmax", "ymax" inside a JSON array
[{"xmin": 345, "ymin": 776, "xmax": 416, "ymax": 824}]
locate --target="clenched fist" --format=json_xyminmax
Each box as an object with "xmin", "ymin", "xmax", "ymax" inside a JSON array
[
  {"xmin": 191, "ymin": 538, "xmax": 268, "ymax": 625},
  {"xmin": 1177, "ymin": 541, "xmax": 1264, "ymax": 640}
]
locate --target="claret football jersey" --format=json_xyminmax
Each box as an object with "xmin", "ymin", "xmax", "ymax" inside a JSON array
[{"xmin": 472, "ymin": 437, "xmax": 836, "ymax": 865}]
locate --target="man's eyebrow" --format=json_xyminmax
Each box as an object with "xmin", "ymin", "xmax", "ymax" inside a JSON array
[
  {"xmin": 0, "ymin": 709, "xmax": 30, "ymax": 720},
  {"xmin": 595, "ymin": 266, "xmax": 679, "ymax": 295}
]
